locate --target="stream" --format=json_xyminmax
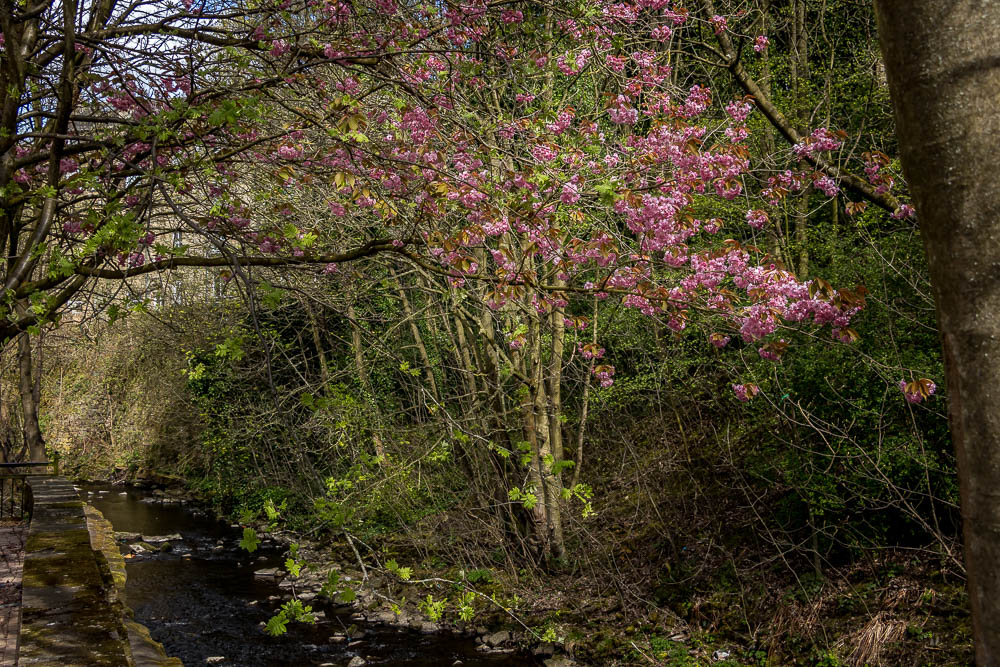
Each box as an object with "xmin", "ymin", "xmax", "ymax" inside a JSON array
[{"xmin": 79, "ymin": 483, "xmax": 536, "ymax": 667}]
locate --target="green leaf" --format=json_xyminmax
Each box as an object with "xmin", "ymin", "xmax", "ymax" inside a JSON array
[
  {"xmin": 214, "ymin": 336, "xmax": 244, "ymax": 361},
  {"xmin": 264, "ymin": 613, "xmax": 288, "ymax": 636},
  {"xmin": 321, "ymin": 570, "xmax": 342, "ymax": 598},
  {"xmin": 285, "ymin": 558, "xmax": 303, "ymax": 578},
  {"xmin": 261, "ymin": 282, "xmax": 284, "ymax": 308},
  {"xmin": 550, "ymin": 459, "xmax": 575, "ymax": 475},
  {"xmin": 239, "ymin": 527, "xmax": 260, "ymax": 553}
]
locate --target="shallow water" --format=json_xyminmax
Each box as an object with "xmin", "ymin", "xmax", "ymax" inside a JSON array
[{"xmin": 80, "ymin": 484, "xmax": 533, "ymax": 666}]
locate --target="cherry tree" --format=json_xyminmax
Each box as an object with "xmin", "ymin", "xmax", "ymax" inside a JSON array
[
  {"xmin": 207, "ymin": 0, "xmax": 893, "ymax": 559},
  {"xmin": 1, "ymin": 0, "xmax": 910, "ymax": 558}
]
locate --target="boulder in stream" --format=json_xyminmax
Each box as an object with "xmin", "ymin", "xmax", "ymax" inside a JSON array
[
  {"xmin": 253, "ymin": 568, "xmax": 283, "ymax": 580},
  {"xmin": 484, "ymin": 631, "xmax": 511, "ymax": 647},
  {"xmin": 544, "ymin": 657, "xmax": 576, "ymax": 667}
]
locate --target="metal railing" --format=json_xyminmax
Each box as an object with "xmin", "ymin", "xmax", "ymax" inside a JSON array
[{"xmin": 0, "ymin": 462, "xmax": 52, "ymax": 521}]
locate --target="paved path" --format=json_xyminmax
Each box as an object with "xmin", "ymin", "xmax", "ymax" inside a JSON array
[{"xmin": 0, "ymin": 521, "xmax": 26, "ymax": 666}]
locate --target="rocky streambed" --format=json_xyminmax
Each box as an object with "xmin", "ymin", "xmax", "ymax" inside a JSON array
[{"xmin": 79, "ymin": 483, "xmax": 552, "ymax": 667}]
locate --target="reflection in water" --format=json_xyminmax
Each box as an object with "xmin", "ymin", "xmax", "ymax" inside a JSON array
[{"xmin": 81, "ymin": 484, "xmax": 532, "ymax": 667}]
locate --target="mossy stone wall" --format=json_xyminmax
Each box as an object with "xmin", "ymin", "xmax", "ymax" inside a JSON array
[{"xmin": 18, "ymin": 476, "xmax": 181, "ymax": 666}]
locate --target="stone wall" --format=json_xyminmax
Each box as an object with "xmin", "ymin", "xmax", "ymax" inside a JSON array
[
  {"xmin": 84, "ymin": 504, "xmax": 182, "ymax": 666},
  {"xmin": 17, "ymin": 476, "xmax": 181, "ymax": 667}
]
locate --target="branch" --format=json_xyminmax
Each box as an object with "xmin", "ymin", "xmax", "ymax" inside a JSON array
[
  {"xmin": 0, "ymin": 273, "xmax": 88, "ymax": 345},
  {"xmin": 73, "ymin": 239, "xmax": 408, "ymax": 280},
  {"xmin": 696, "ymin": 0, "xmax": 902, "ymax": 214}
]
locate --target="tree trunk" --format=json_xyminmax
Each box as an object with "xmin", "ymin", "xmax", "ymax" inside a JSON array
[
  {"xmin": 18, "ymin": 331, "xmax": 45, "ymax": 461},
  {"xmin": 573, "ymin": 296, "xmax": 599, "ymax": 488},
  {"xmin": 522, "ymin": 311, "xmax": 550, "ymax": 559},
  {"xmin": 453, "ymin": 313, "xmax": 480, "ymax": 405},
  {"xmin": 391, "ymin": 269, "xmax": 441, "ymax": 404},
  {"xmin": 303, "ymin": 299, "xmax": 330, "ymax": 387},
  {"xmin": 547, "ymin": 285, "xmax": 566, "ymax": 476},
  {"xmin": 347, "ymin": 302, "xmax": 385, "ymax": 460},
  {"xmin": 875, "ymin": 1, "xmax": 1000, "ymax": 659},
  {"xmin": 792, "ymin": 0, "xmax": 810, "ymax": 276}
]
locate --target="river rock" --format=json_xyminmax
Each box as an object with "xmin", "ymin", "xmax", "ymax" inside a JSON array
[
  {"xmin": 419, "ymin": 622, "xmax": 440, "ymax": 634},
  {"xmin": 347, "ymin": 657, "xmax": 367, "ymax": 667},
  {"xmin": 254, "ymin": 568, "xmax": 282, "ymax": 580},
  {"xmin": 484, "ymin": 631, "xmax": 511, "ymax": 647},
  {"xmin": 144, "ymin": 533, "xmax": 183, "ymax": 542},
  {"xmin": 544, "ymin": 658, "xmax": 576, "ymax": 667},
  {"xmin": 115, "ymin": 531, "xmax": 142, "ymax": 542},
  {"xmin": 205, "ymin": 658, "xmax": 226, "ymax": 665}
]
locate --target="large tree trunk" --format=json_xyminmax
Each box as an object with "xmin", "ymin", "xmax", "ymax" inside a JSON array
[{"xmin": 875, "ymin": 2, "xmax": 1000, "ymax": 660}]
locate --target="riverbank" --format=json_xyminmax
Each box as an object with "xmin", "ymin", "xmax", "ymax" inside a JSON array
[
  {"xmin": 82, "ymin": 481, "xmax": 540, "ymax": 666},
  {"xmin": 71, "ymin": 473, "xmax": 979, "ymax": 666},
  {"xmin": 117, "ymin": 480, "xmax": 574, "ymax": 663}
]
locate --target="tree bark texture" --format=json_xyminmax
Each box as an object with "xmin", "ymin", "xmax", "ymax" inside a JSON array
[
  {"xmin": 347, "ymin": 302, "xmax": 385, "ymax": 459},
  {"xmin": 18, "ymin": 331, "xmax": 45, "ymax": 461},
  {"xmin": 875, "ymin": 2, "xmax": 1000, "ymax": 660}
]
